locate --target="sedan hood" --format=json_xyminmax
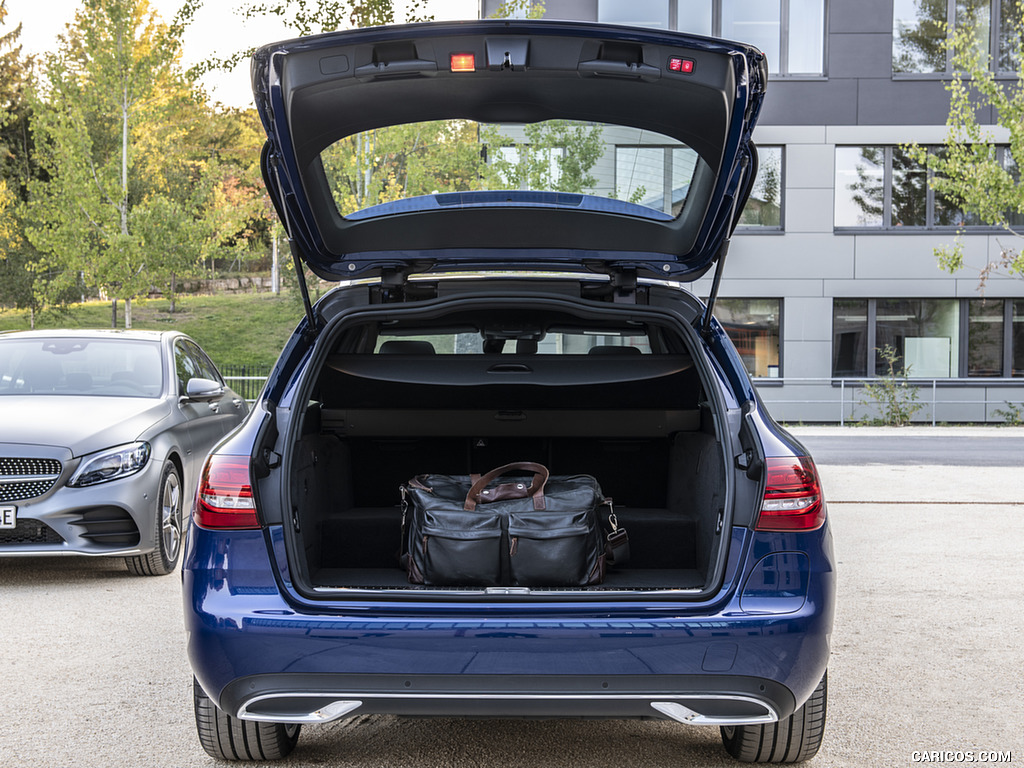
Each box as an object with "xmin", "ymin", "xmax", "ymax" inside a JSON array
[
  {"xmin": 0, "ymin": 397, "xmax": 171, "ymax": 457},
  {"xmin": 252, "ymin": 20, "xmax": 767, "ymax": 282}
]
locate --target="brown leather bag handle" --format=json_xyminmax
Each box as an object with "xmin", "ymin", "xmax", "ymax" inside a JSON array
[{"xmin": 464, "ymin": 462, "xmax": 549, "ymax": 511}]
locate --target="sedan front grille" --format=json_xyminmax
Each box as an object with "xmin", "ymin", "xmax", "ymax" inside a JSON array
[
  {"xmin": 0, "ymin": 458, "xmax": 63, "ymax": 503},
  {"xmin": 0, "ymin": 518, "xmax": 64, "ymax": 545}
]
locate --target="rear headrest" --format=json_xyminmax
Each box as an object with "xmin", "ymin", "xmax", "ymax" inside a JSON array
[
  {"xmin": 378, "ymin": 340, "xmax": 436, "ymax": 355},
  {"xmin": 587, "ymin": 345, "xmax": 642, "ymax": 355}
]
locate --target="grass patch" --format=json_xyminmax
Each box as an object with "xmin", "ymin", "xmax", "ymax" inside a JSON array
[{"xmin": 0, "ymin": 292, "xmax": 303, "ymax": 368}]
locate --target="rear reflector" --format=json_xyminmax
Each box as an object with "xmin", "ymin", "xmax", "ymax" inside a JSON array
[
  {"xmin": 756, "ymin": 457, "xmax": 825, "ymax": 531},
  {"xmin": 194, "ymin": 455, "xmax": 260, "ymax": 530},
  {"xmin": 450, "ymin": 53, "xmax": 476, "ymax": 72}
]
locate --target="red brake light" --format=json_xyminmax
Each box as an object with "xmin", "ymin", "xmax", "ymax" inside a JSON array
[
  {"xmin": 194, "ymin": 455, "xmax": 259, "ymax": 530},
  {"xmin": 450, "ymin": 53, "xmax": 476, "ymax": 72},
  {"xmin": 756, "ymin": 457, "xmax": 825, "ymax": 531}
]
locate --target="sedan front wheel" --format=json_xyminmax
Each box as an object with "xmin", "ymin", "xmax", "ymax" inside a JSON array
[{"xmin": 125, "ymin": 462, "xmax": 183, "ymax": 576}]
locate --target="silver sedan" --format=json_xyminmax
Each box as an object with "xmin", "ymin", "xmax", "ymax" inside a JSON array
[{"xmin": 0, "ymin": 329, "xmax": 247, "ymax": 575}]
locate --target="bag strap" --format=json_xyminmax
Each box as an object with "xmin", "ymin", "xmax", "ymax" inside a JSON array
[
  {"xmin": 464, "ymin": 462, "xmax": 549, "ymax": 511},
  {"xmin": 602, "ymin": 499, "xmax": 631, "ymax": 567}
]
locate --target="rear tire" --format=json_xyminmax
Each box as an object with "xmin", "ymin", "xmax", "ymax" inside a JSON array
[
  {"xmin": 192, "ymin": 677, "xmax": 301, "ymax": 761},
  {"xmin": 125, "ymin": 462, "xmax": 183, "ymax": 576},
  {"xmin": 720, "ymin": 672, "xmax": 827, "ymax": 763}
]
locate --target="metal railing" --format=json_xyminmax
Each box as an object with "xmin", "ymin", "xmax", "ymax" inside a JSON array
[
  {"xmin": 221, "ymin": 363, "xmax": 273, "ymax": 403},
  {"xmin": 753, "ymin": 377, "xmax": 1024, "ymax": 425},
  {"xmin": 219, "ymin": 367, "xmax": 1024, "ymax": 423}
]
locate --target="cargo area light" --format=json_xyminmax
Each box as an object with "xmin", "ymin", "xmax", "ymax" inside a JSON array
[{"xmin": 450, "ymin": 53, "xmax": 476, "ymax": 72}]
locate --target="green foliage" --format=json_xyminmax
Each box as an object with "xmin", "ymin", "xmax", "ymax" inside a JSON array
[
  {"xmin": 857, "ymin": 345, "xmax": 925, "ymax": 426},
  {"xmin": 489, "ymin": 0, "xmax": 546, "ymax": 19},
  {"xmin": 904, "ymin": 0, "xmax": 1024, "ymax": 290},
  {"xmin": 321, "ymin": 121, "xmax": 498, "ymax": 214},
  {"xmin": 993, "ymin": 401, "xmax": 1024, "ymax": 426},
  {"xmin": 181, "ymin": 0, "xmax": 437, "ymax": 80},
  {"xmin": 0, "ymin": 292, "xmax": 298, "ymax": 368},
  {"xmin": 489, "ymin": 120, "xmax": 605, "ymax": 194},
  {"xmin": 20, "ymin": 0, "xmax": 272, "ymax": 327},
  {"xmin": 0, "ymin": 6, "xmax": 48, "ymax": 318}
]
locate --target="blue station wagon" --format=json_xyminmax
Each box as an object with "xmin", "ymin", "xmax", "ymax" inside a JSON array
[{"xmin": 183, "ymin": 20, "xmax": 835, "ymax": 763}]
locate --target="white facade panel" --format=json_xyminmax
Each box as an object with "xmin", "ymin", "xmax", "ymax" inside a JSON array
[
  {"xmin": 784, "ymin": 298, "xmax": 833, "ymax": 342},
  {"xmin": 784, "ymin": 144, "xmax": 836, "ymax": 189},
  {"xmin": 784, "ymin": 187, "xmax": 835, "ymax": 233},
  {"xmin": 729, "ymin": 233, "xmax": 855, "ymax": 279}
]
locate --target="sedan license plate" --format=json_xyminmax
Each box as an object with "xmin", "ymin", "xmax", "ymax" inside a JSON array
[{"xmin": 0, "ymin": 506, "xmax": 15, "ymax": 529}]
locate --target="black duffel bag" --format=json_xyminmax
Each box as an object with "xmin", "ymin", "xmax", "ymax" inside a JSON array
[{"xmin": 401, "ymin": 462, "xmax": 627, "ymax": 587}]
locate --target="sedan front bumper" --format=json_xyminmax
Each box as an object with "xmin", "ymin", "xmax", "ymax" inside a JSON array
[{"xmin": 0, "ymin": 447, "xmax": 164, "ymax": 557}]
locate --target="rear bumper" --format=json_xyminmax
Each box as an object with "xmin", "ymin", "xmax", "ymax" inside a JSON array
[
  {"xmin": 219, "ymin": 672, "xmax": 793, "ymax": 726},
  {"xmin": 184, "ymin": 524, "xmax": 835, "ymax": 725}
]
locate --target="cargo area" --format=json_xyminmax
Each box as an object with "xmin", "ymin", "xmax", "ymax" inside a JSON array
[{"xmin": 278, "ymin": 299, "xmax": 740, "ymax": 595}]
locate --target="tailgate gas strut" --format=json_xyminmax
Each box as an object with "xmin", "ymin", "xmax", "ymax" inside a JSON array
[
  {"xmin": 701, "ymin": 152, "xmax": 752, "ymax": 341},
  {"xmin": 263, "ymin": 145, "xmax": 320, "ymax": 337}
]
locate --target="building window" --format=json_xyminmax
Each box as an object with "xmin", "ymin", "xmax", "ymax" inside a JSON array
[
  {"xmin": 598, "ymin": 0, "xmax": 825, "ymax": 75},
  {"xmin": 615, "ymin": 144, "xmax": 780, "ymax": 224},
  {"xmin": 832, "ymin": 299, "xmax": 868, "ymax": 377},
  {"xmin": 716, "ymin": 298, "xmax": 781, "ymax": 377},
  {"xmin": 967, "ymin": 299, "xmax": 1004, "ymax": 376},
  {"xmin": 832, "ymin": 298, "xmax": 1024, "ymax": 378},
  {"xmin": 615, "ymin": 145, "xmax": 699, "ymax": 215},
  {"xmin": 599, "ymin": 0, "xmax": 670, "ymax": 28},
  {"xmin": 737, "ymin": 146, "xmax": 783, "ymax": 228},
  {"xmin": 1014, "ymin": 300, "xmax": 1024, "ymax": 374},
  {"xmin": 894, "ymin": 0, "xmax": 1022, "ymax": 74},
  {"xmin": 875, "ymin": 298, "xmax": 960, "ymax": 377},
  {"xmin": 834, "ymin": 145, "xmax": 1005, "ymax": 229}
]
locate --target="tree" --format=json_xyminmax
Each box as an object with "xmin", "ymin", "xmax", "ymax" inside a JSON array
[
  {"xmin": 24, "ymin": 0, "xmax": 229, "ymax": 327},
  {"xmin": 488, "ymin": 120, "xmax": 605, "ymax": 194},
  {"xmin": 907, "ymin": 0, "xmax": 1024, "ymax": 289},
  {"xmin": 0, "ymin": 3, "xmax": 44, "ymax": 321},
  {"xmin": 178, "ymin": 0, "xmax": 435, "ymax": 82}
]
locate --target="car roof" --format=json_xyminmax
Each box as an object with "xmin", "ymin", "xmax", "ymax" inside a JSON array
[{"xmin": 0, "ymin": 329, "xmax": 174, "ymax": 342}]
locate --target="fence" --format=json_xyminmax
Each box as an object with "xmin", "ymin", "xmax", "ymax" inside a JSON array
[
  {"xmin": 218, "ymin": 366, "xmax": 1024, "ymax": 423},
  {"xmin": 755, "ymin": 377, "xmax": 1024, "ymax": 425},
  {"xmin": 220, "ymin": 362, "xmax": 274, "ymax": 403}
]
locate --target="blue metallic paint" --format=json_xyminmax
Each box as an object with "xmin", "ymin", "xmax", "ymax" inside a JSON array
[{"xmin": 184, "ymin": 519, "xmax": 834, "ymax": 715}]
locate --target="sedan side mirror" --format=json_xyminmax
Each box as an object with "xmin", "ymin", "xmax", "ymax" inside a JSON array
[{"xmin": 185, "ymin": 377, "xmax": 225, "ymax": 402}]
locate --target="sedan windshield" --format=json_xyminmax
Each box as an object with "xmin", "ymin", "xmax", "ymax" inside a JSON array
[{"xmin": 0, "ymin": 338, "xmax": 163, "ymax": 398}]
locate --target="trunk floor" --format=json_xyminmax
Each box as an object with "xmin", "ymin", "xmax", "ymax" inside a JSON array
[{"xmin": 311, "ymin": 567, "xmax": 705, "ymax": 591}]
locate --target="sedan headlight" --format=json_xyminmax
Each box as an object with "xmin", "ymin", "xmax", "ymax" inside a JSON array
[{"xmin": 68, "ymin": 442, "xmax": 152, "ymax": 487}]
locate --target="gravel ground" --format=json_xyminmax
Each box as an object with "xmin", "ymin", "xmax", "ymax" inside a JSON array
[{"xmin": 2, "ymin": 462, "xmax": 1021, "ymax": 767}]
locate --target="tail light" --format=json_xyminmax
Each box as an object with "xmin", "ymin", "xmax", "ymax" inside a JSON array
[
  {"xmin": 756, "ymin": 456, "xmax": 825, "ymax": 531},
  {"xmin": 194, "ymin": 455, "xmax": 259, "ymax": 530}
]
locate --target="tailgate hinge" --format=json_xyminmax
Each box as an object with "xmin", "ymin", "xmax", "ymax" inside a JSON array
[
  {"xmin": 581, "ymin": 267, "xmax": 646, "ymax": 304},
  {"xmin": 370, "ymin": 266, "xmax": 437, "ymax": 303}
]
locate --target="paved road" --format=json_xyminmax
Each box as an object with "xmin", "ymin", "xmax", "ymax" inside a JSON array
[
  {"xmin": 791, "ymin": 426, "xmax": 1024, "ymax": 467},
  {"xmin": 2, "ymin": 455, "xmax": 1022, "ymax": 767}
]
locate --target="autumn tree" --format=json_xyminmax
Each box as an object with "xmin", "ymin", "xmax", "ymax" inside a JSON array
[
  {"xmin": 0, "ymin": 3, "xmax": 51, "ymax": 322},
  {"xmin": 25, "ymin": 0, "xmax": 213, "ymax": 327}
]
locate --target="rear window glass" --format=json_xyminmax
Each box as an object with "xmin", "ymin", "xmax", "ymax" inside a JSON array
[
  {"xmin": 374, "ymin": 331, "xmax": 651, "ymax": 355},
  {"xmin": 320, "ymin": 119, "xmax": 699, "ymax": 219}
]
